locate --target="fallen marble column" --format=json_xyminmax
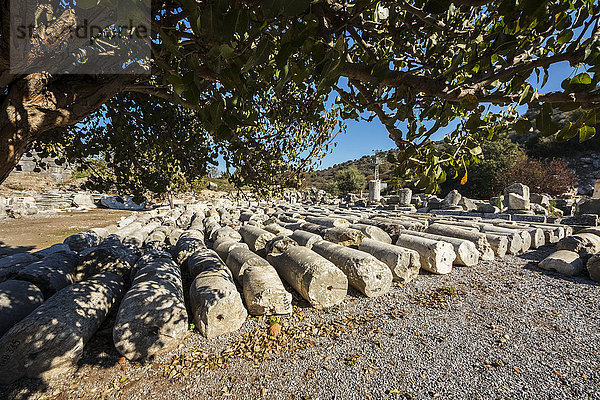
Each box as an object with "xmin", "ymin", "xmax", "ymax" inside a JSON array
[
  {"xmin": 298, "ymin": 222, "xmax": 328, "ymax": 235},
  {"xmin": 358, "ymin": 238, "xmax": 420, "ymax": 282},
  {"xmin": 118, "ymin": 214, "xmax": 138, "ymax": 228},
  {"xmin": 426, "ymin": 223, "xmax": 494, "ymax": 260},
  {"xmin": 495, "ymin": 223, "xmax": 546, "ymax": 248},
  {"xmin": 188, "ymin": 249, "xmax": 247, "ymax": 338},
  {"xmin": 15, "ymin": 252, "xmax": 81, "ymax": 298},
  {"xmin": 310, "ymin": 240, "xmax": 392, "ymax": 297},
  {"xmin": 188, "ymin": 217, "xmax": 205, "ymax": 233},
  {"xmin": 586, "ymin": 254, "xmax": 600, "ymax": 282},
  {"xmin": 0, "ymin": 272, "xmax": 124, "ymax": 383},
  {"xmin": 113, "ymin": 254, "xmax": 187, "ymax": 360},
  {"xmin": 145, "ymin": 225, "xmax": 171, "ymax": 245},
  {"xmin": 239, "ymin": 225, "xmax": 276, "ymax": 255},
  {"xmin": 479, "ymin": 225, "xmax": 525, "ymax": 254},
  {"xmin": 350, "ymin": 223, "xmax": 392, "ymax": 244},
  {"xmin": 75, "ymin": 240, "xmax": 139, "ymax": 282},
  {"xmin": 402, "ymin": 231, "xmax": 479, "ymax": 267},
  {"xmin": 482, "ymin": 233, "xmax": 509, "ymax": 258},
  {"xmin": 323, "ymin": 227, "xmax": 365, "ymax": 246},
  {"xmin": 265, "ymin": 236, "xmax": 298, "ymax": 256},
  {"xmin": 212, "ymin": 237, "xmax": 249, "ymax": 261},
  {"xmin": 539, "ymin": 250, "xmax": 584, "ymax": 276},
  {"xmin": 290, "ymin": 230, "xmax": 323, "ymax": 249},
  {"xmin": 176, "ymin": 209, "xmax": 195, "ymax": 229},
  {"xmin": 225, "ymin": 247, "xmax": 292, "ymax": 315},
  {"xmin": 204, "ymin": 219, "xmax": 222, "ymax": 241},
  {"xmin": 305, "ymin": 216, "xmax": 350, "ymax": 228},
  {"xmin": 395, "ymin": 234, "xmax": 455, "ymax": 274},
  {"xmin": 175, "ymin": 229, "xmax": 206, "ymax": 265},
  {"xmin": 0, "ymin": 252, "xmax": 41, "ymax": 283},
  {"xmin": 212, "ymin": 226, "xmax": 242, "ymax": 242},
  {"xmin": 63, "ymin": 228, "xmax": 107, "ymax": 252},
  {"xmin": 123, "ymin": 221, "xmax": 162, "ymax": 248},
  {"xmin": 264, "ymin": 223, "xmax": 294, "ymax": 237},
  {"xmin": 0, "ymin": 280, "xmax": 44, "ymax": 337},
  {"xmin": 167, "ymin": 228, "xmax": 184, "ymax": 246},
  {"xmin": 267, "ymin": 246, "xmax": 347, "ymax": 309}
]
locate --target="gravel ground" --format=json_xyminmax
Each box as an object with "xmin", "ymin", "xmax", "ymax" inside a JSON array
[{"xmin": 1, "ymin": 244, "xmax": 599, "ymax": 400}]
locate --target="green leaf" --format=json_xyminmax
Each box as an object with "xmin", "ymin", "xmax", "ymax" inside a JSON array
[
  {"xmin": 556, "ymin": 123, "xmax": 578, "ymax": 142},
  {"xmin": 518, "ymin": 85, "xmax": 533, "ymax": 105},
  {"xmin": 514, "ymin": 118, "xmax": 532, "ymax": 135},
  {"xmin": 579, "ymin": 125, "xmax": 596, "ymax": 142},
  {"xmin": 570, "ymin": 72, "xmax": 592, "ymax": 85},
  {"xmin": 220, "ymin": 44, "xmax": 235, "ymax": 59},
  {"xmin": 556, "ymin": 30, "xmax": 573, "ymax": 45},
  {"xmin": 469, "ymin": 146, "xmax": 482, "ymax": 156}
]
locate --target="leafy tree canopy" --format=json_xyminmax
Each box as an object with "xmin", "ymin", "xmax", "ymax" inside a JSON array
[{"xmin": 1, "ymin": 0, "xmax": 599, "ymax": 195}]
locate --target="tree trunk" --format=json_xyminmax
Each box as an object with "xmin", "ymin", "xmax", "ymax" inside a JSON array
[{"xmin": 0, "ymin": 73, "xmax": 134, "ymax": 183}]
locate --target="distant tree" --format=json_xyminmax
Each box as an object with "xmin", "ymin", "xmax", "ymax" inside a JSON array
[{"xmin": 335, "ymin": 166, "xmax": 367, "ymax": 194}]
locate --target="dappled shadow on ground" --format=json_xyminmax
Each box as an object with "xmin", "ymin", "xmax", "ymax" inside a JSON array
[{"xmin": 0, "ymin": 241, "xmax": 36, "ymax": 257}]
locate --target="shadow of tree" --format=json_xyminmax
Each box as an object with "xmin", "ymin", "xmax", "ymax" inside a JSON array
[{"xmin": 0, "ymin": 241, "xmax": 36, "ymax": 257}]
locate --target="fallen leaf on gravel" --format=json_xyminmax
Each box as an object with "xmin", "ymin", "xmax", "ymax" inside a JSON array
[
  {"xmin": 117, "ymin": 357, "xmax": 126, "ymax": 365},
  {"xmin": 513, "ymin": 366, "xmax": 521, "ymax": 373},
  {"xmin": 269, "ymin": 323, "xmax": 282, "ymax": 337}
]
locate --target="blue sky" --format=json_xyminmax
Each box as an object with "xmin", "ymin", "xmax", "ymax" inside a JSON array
[{"xmin": 316, "ymin": 60, "xmax": 580, "ymax": 170}]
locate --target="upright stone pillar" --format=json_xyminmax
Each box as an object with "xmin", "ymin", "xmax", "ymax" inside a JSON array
[{"xmin": 369, "ymin": 180, "xmax": 381, "ymax": 202}]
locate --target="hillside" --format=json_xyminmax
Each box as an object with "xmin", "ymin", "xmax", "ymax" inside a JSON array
[{"xmin": 303, "ymin": 149, "xmax": 399, "ymax": 190}]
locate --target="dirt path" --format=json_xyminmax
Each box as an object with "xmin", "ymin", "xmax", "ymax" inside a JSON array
[{"xmin": 0, "ymin": 209, "xmax": 135, "ymax": 256}]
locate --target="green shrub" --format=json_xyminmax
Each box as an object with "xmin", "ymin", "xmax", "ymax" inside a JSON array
[{"xmin": 334, "ymin": 166, "xmax": 367, "ymax": 194}]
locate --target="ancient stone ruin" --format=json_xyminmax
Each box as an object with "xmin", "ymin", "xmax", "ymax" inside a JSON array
[{"xmin": 0, "ymin": 183, "xmax": 599, "ymax": 383}]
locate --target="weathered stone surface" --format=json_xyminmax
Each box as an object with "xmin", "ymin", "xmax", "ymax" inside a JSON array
[
  {"xmin": 239, "ymin": 225, "xmax": 276, "ymax": 255},
  {"xmin": 264, "ymin": 223, "xmax": 294, "ymax": 237},
  {"xmin": 290, "ymin": 230, "xmax": 323, "ymax": 249},
  {"xmin": 212, "ymin": 237, "xmax": 248, "ymax": 260},
  {"xmin": 175, "ymin": 229, "xmax": 206, "ymax": 265},
  {"xmin": 586, "ymin": 254, "xmax": 600, "ymax": 282},
  {"xmin": 64, "ymin": 229, "xmax": 104, "ymax": 252},
  {"xmin": 443, "ymin": 190, "xmax": 462, "ymax": 207},
  {"xmin": 0, "ymin": 280, "xmax": 44, "ymax": 337},
  {"xmin": 398, "ymin": 188, "xmax": 412, "ymax": 206},
  {"xmin": 403, "ymin": 231, "xmax": 479, "ymax": 267},
  {"xmin": 505, "ymin": 193, "xmax": 530, "ymax": 210},
  {"xmin": 212, "ymin": 226, "xmax": 242, "ymax": 242},
  {"xmin": 188, "ymin": 250, "xmax": 247, "ymax": 338},
  {"xmin": 577, "ymin": 198, "xmax": 600, "ymax": 215},
  {"xmin": 557, "ymin": 233, "xmax": 600, "ymax": 259},
  {"xmin": 539, "ymin": 250, "xmax": 584, "ymax": 276},
  {"xmin": 305, "ymin": 216, "xmax": 350, "ymax": 228},
  {"xmin": 480, "ymin": 226, "xmax": 523, "ymax": 255},
  {"xmin": 358, "ymin": 238, "xmax": 420, "ymax": 282},
  {"xmin": 267, "ymin": 246, "xmax": 347, "ymax": 309},
  {"xmin": 477, "ymin": 203, "xmax": 499, "ymax": 213},
  {"xmin": 0, "ymin": 272, "xmax": 125, "ymax": 383},
  {"xmin": 531, "ymin": 193, "xmax": 550, "ymax": 207},
  {"xmin": 15, "ymin": 252, "xmax": 80, "ymax": 298},
  {"xmin": 113, "ymin": 255, "xmax": 187, "ymax": 360},
  {"xmin": 350, "ymin": 223, "xmax": 392, "ymax": 244},
  {"xmin": 224, "ymin": 247, "xmax": 292, "ymax": 315},
  {"xmin": 72, "ymin": 193, "xmax": 96, "ymax": 209},
  {"xmin": 323, "ymin": 227, "xmax": 365, "ymax": 246},
  {"xmin": 395, "ymin": 234, "xmax": 455, "ymax": 274},
  {"xmin": 76, "ymin": 242, "xmax": 139, "ymax": 282},
  {"xmin": 0, "ymin": 253, "xmax": 41, "ymax": 283},
  {"xmin": 311, "ymin": 240, "xmax": 392, "ymax": 297},
  {"xmin": 265, "ymin": 236, "xmax": 298, "ymax": 256},
  {"xmin": 426, "ymin": 223, "xmax": 494, "ymax": 260},
  {"xmin": 504, "ymin": 183, "xmax": 530, "ymax": 199},
  {"xmin": 34, "ymin": 243, "xmax": 74, "ymax": 257}
]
